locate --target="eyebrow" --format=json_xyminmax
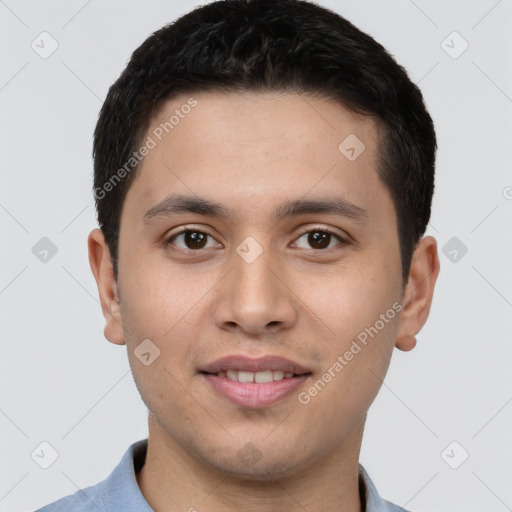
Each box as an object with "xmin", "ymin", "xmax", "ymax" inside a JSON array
[{"xmin": 141, "ymin": 193, "xmax": 368, "ymax": 226}]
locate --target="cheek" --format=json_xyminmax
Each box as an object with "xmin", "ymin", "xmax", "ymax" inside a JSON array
[
  {"xmin": 118, "ymin": 252, "xmax": 218, "ymax": 399},
  {"xmin": 119, "ymin": 251, "xmax": 201, "ymax": 340},
  {"xmin": 130, "ymin": 357, "xmax": 213, "ymax": 448},
  {"xmin": 304, "ymin": 258, "xmax": 400, "ymax": 342},
  {"xmin": 295, "ymin": 312, "xmax": 399, "ymax": 449},
  {"xmin": 296, "ymin": 258, "xmax": 401, "ymax": 407}
]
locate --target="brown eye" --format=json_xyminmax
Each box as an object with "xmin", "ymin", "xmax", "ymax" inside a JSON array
[
  {"xmin": 167, "ymin": 230, "xmax": 218, "ymax": 250},
  {"xmin": 184, "ymin": 231, "xmax": 207, "ymax": 249},
  {"xmin": 294, "ymin": 229, "xmax": 346, "ymax": 250},
  {"xmin": 308, "ymin": 231, "xmax": 331, "ymax": 249}
]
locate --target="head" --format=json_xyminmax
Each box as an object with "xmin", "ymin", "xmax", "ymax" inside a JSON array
[
  {"xmin": 93, "ymin": 0, "xmax": 437, "ymax": 285},
  {"xmin": 89, "ymin": 0, "xmax": 439, "ymax": 480}
]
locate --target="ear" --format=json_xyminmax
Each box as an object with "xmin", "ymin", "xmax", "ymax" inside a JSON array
[
  {"xmin": 88, "ymin": 228, "xmax": 126, "ymax": 345},
  {"xmin": 395, "ymin": 236, "xmax": 440, "ymax": 352}
]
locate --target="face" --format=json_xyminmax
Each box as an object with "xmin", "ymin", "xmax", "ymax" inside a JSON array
[{"xmin": 91, "ymin": 91, "xmax": 420, "ymax": 479}]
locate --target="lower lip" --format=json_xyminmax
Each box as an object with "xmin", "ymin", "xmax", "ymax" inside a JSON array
[{"xmin": 202, "ymin": 373, "xmax": 310, "ymax": 408}]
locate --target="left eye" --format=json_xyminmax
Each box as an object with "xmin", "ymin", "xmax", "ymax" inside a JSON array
[{"xmin": 293, "ymin": 229, "xmax": 344, "ymax": 250}]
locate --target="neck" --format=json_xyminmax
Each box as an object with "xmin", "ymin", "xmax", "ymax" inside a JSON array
[{"xmin": 136, "ymin": 414, "xmax": 365, "ymax": 512}]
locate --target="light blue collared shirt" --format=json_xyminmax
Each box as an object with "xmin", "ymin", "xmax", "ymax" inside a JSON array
[{"xmin": 35, "ymin": 439, "xmax": 409, "ymax": 511}]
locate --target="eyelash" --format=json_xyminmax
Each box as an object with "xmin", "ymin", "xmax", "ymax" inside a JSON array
[{"xmin": 164, "ymin": 225, "xmax": 348, "ymax": 253}]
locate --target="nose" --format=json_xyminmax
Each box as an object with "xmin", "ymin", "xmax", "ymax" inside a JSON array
[{"xmin": 213, "ymin": 244, "xmax": 299, "ymax": 337}]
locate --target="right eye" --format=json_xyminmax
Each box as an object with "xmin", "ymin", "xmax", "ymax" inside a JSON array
[{"xmin": 165, "ymin": 229, "xmax": 222, "ymax": 251}]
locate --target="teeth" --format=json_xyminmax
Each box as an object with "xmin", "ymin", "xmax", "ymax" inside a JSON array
[
  {"xmin": 255, "ymin": 370, "xmax": 273, "ymax": 383},
  {"xmin": 238, "ymin": 371, "xmax": 255, "ymax": 383},
  {"xmin": 226, "ymin": 370, "xmax": 238, "ymax": 381},
  {"xmin": 218, "ymin": 370, "xmax": 296, "ymax": 382},
  {"xmin": 272, "ymin": 370, "xmax": 284, "ymax": 380}
]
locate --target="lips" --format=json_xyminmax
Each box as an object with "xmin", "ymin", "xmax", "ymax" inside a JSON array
[
  {"xmin": 200, "ymin": 354, "xmax": 311, "ymax": 375},
  {"xmin": 200, "ymin": 355, "xmax": 312, "ymax": 408}
]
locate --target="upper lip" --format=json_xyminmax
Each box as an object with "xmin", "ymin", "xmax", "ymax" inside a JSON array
[{"xmin": 201, "ymin": 355, "xmax": 311, "ymax": 375}]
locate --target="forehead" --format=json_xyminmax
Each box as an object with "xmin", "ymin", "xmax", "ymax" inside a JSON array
[
  {"xmin": 146, "ymin": 90, "xmax": 379, "ymax": 167},
  {"xmin": 123, "ymin": 90, "xmax": 390, "ymax": 226}
]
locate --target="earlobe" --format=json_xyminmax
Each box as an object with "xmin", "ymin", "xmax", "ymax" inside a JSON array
[
  {"xmin": 395, "ymin": 334, "xmax": 417, "ymax": 352},
  {"xmin": 395, "ymin": 236, "xmax": 440, "ymax": 352},
  {"xmin": 88, "ymin": 228, "xmax": 126, "ymax": 345}
]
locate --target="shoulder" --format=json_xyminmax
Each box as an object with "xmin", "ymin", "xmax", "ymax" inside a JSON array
[
  {"xmin": 379, "ymin": 499, "xmax": 411, "ymax": 512},
  {"xmin": 34, "ymin": 481, "xmax": 107, "ymax": 511},
  {"xmin": 34, "ymin": 439, "xmax": 150, "ymax": 512},
  {"xmin": 359, "ymin": 463, "xmax": 411, "ymax": 512}
]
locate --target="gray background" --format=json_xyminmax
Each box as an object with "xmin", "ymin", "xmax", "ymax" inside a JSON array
[{"xmin": 1, "ymin": 1, "xmax": 511, "ymax": 511}]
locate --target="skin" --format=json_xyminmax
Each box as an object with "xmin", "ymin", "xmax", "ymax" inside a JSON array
[{"xmin": 89, "ymin": 91, "xmax": 440, "ymax": 512}]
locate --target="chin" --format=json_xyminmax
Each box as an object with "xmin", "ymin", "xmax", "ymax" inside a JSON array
[{"xmin": 205, "ymin": 449, "xmax": 306, "ymax": 482}]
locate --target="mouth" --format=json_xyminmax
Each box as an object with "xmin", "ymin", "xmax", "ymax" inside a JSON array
[
  {"xmin": 203, "ymin": 369, "xmax": 300, "ymax": 382},
  {"xmin": 200, "ymin": 355, "xmax": 313, "ymax": 408}
]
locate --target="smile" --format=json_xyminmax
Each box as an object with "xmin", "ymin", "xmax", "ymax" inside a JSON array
[
  {"xmin": 200, "ymin": 354, "xmax": 312, "ymax": 408},
  {"xmin": 213, "ymin": 369, "xmax": 296, "ymax": 382}
]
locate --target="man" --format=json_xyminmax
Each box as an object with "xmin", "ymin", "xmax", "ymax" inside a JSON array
[{"xmin": 37, "ymin": 0, "xmax": 440, "ymax": 510}]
